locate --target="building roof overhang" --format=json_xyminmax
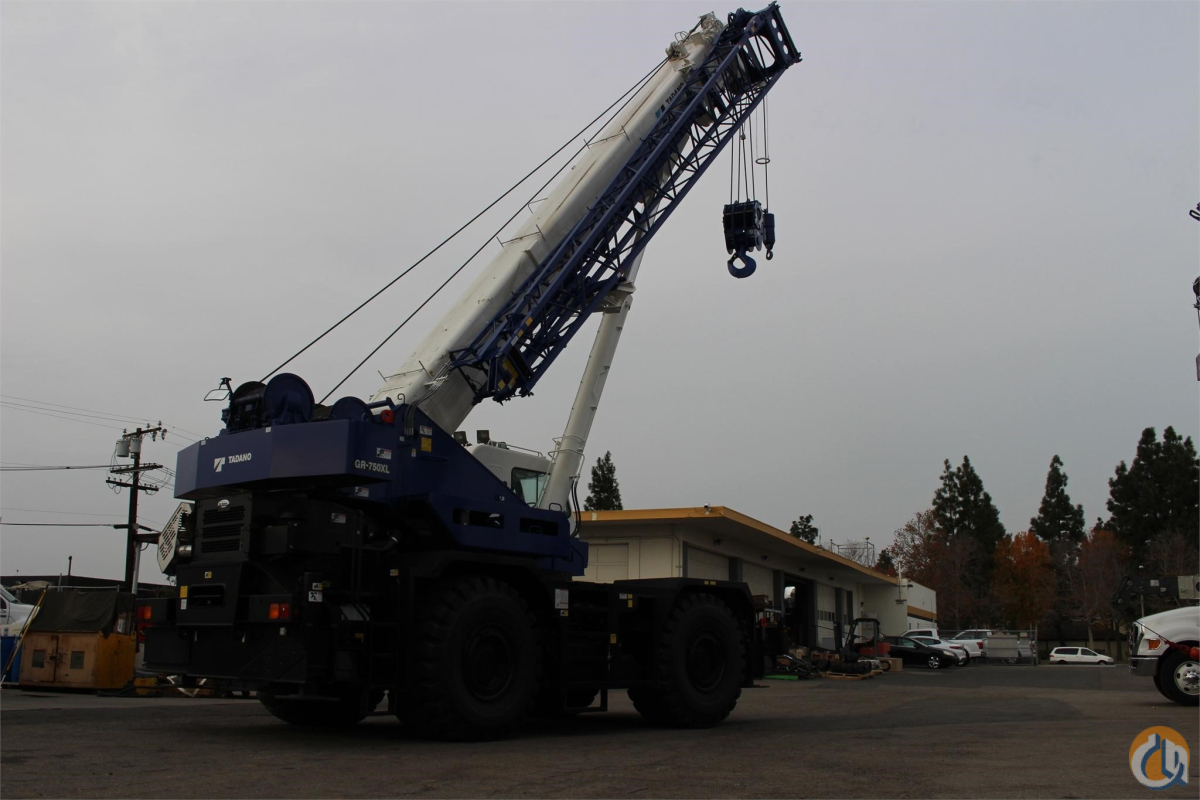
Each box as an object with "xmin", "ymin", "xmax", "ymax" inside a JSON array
[{"xmin": 581, "ymin": 506, "xmax": 900, "ymax": 587}]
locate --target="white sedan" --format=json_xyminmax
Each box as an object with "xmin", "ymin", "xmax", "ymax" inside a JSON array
[{"xmin": 1049, "ymin": 646, "xmax": 1115, "ymax": 665}]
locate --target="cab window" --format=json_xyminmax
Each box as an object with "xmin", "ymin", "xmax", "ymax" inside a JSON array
[{"xmin": 511, "ymin": 468, "xmax": 547, "ymax": 506}]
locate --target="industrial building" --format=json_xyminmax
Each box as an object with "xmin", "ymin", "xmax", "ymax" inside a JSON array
[{"xmin": 576, "ymin": 506, "xmax": 937, "ymax": 650}]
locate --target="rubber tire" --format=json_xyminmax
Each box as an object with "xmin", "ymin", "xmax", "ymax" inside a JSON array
[
  {"xmin": 926, "ymin": 655, "xmax": 942, "ymax": 669},
  {"xmin": 1157, "ymin": 650, "xmax": 1200, "ymax": 707},
  {"xmin": 258, "ymin": 686, "xmax": 374, "ymax": 726},
  {"xmin": 962, "ymin": 655, "xmax": 970, "ymax": 665},
  {"xmin": 880, "ymin": 659, "xmax": 891, "ymax": 672},
  {"xmin": 628, "ymin": 593, "xmax": 744, "ymax": 728},
  {"xmin": 400, "ymin": 577, "xmax": 541, "ymax": 741}
]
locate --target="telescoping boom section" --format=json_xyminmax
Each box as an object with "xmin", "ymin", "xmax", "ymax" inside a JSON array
[
  {"xmin": 371, "ymin": 4, "xmax": 799, "ymax": 435},
  {"xmin": 147, "ymin": 5, "xmax": 800, "ymax": 742}
]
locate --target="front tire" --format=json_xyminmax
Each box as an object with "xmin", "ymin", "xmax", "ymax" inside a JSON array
[
  {"xmin": 1158, "ymin": 650, "xmax": 1200, "ymax": 707},
  {"xmin": 926, "ymin": 655, "xmax": 942, "ymax": 669},
  {"xmin": 400, "ymin": 577, "xmax": 541, "ymax": 740},
  {"xmin": 629, "ymin": 593, "xmax": 745, "ymax": 728}
]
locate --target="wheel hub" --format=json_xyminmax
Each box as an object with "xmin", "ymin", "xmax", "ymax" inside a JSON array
[
  {"xmin": 686, "ymin": 632, "xmax": 726, "ymax": 692},
  {"xmin": 462, "ymin": 624, "xmax": 515, "ymax": 702},
  {"xmin": 1176, "ymin": 661, "xmax": 1199, "ymax": 695}
]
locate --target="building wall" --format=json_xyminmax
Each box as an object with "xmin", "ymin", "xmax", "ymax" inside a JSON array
[
  {"xmin": 581, "ymin": 529, "xmax": 680, "ymax": 583},
  {"xmin": 577, "ymin": 519, "xmax": 935, "ymax": 653},
  {"xmin": 906, "ymin": 581, "xmax": 937, "ymax": 624},
  {"xmin": 860, "ymin": 583, "xmax": 909, "ymax": 636}
]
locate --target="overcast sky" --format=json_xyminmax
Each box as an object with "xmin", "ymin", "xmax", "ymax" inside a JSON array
[{"xmin": 2, "ymin": 1, "xmax": 1197, "ymax": 585}]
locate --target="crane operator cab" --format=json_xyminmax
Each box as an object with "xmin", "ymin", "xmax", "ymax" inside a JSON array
[{"xmin": 456, "ymin": 430, "xmax": 552, "ymax": 508}]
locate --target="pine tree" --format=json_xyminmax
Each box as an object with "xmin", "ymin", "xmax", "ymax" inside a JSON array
[
  {"xmin": 1030, "ymin": 455, "xmax": 1085, "ymax": 545},
  {"xmin": 788, "ymin": 514, "xmax": 819, "ymax": 544},
  {"xmin": 1106, "ymin": 427, "xmax": 1199, "ymax": 563},
  {"xmin": 1029, "ymin": 455, "xmax": 1086, "ymax": 645},
  {"xmin": 584, "ymin": 451, "xmax": 623, "ymax": 511},
  {"xmin": 875, "ymin": 548, "xmax": 897, "ymax": 576},
  {"xmin": 931, "ymin": 456, "xmax": 1006, "ymax": 592}
]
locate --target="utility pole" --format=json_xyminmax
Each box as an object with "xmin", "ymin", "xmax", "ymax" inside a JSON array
[{"xmin": 108, "ymin": 426, "xmax": 165, "ymax": 593}]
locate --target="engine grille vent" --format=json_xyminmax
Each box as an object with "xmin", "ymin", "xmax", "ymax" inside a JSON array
[
  {"xmin": 201, "ymin": 523, "xmax": 243, "ymax": 539},
  {"xmin": 203, "ymin": 506, "xmax": 245, "ymax": 525}
]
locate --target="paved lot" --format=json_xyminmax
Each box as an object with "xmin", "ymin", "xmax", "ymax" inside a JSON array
[{"xmin": 2, "ymin": 666, "xmax": 1197, "ymax": 798}]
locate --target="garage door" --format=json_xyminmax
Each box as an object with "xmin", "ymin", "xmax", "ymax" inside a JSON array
[
  {"xmin": 686, "ymin": 546, "xmax": 729, "ymax": 581},
  {"xmin": 583, "ymin": 544, "xmax": 628, "ymax": 583},
  {"xmin": 742, "ymin": 562, "xmax": 774, "ymax": 602}
]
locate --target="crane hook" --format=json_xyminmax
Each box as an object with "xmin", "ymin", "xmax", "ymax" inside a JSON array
[{"xmin": 728, "ymin": 250, "xmax": 757, "ymax": 278}]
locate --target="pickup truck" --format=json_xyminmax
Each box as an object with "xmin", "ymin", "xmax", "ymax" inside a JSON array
[
  {"xmin": 1129, "ymin": 606, "xmax": 1199, "ymax": 706},
  {"xmin": 0, "ymin": 586, "xmax": 35, "ymax": 635},
  {"xmin": 943, "ymin": 629, "xmax": 991, "ymax": 660}
]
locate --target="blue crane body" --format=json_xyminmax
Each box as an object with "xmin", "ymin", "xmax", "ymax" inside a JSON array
[{"xmin": 144, "ymin": 5, "xmax": 800, "ymax": 740}]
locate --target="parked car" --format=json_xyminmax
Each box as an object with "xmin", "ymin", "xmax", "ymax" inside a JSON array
[
  {"xmin": 1048, "ymin": 646, "xmax": 1115, "ymax": 665},
  {"xmin": 1129, "ymin": 605, "xmax": 1199, "ymax": 707},
  {"xmin": 883, "ymin": 636, "xmax": 956, "ymax": 669},
  {"xmin": 906, "ymin": 634, "xmax": 970, "ymax": 665},
  {"xmin": 944, "ymin": 629, "xmax": 991, "ymax": 660}
]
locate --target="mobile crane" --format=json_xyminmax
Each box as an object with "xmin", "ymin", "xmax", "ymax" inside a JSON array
[{"xmin": 143, "ymin": 4, "xmax": 800, "ymax": 740}]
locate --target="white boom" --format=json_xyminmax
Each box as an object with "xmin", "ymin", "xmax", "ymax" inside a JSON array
[{"xmin": 369, "ymin": 14, "xmax": 724, "ymax": 435}]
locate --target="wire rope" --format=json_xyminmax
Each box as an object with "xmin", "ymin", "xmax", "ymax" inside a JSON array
[
  {"xmin": 319, "ymin": 58, "xmax": 668, "ymax": 403},
  {"xmin": 264, "ymin": 58, "xmax": 669, "ymax": 386}
]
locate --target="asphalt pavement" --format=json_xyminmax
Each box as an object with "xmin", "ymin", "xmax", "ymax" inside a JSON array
[{"xmin": 2, "ymin": 666, "xmax": 1197, "ymax": 798}]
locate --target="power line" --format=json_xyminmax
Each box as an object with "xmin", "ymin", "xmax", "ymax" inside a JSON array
[
  {"xmin": 0, "ymin": 403, "xmax": 198, "ymax": 445},
  {"xmin": 0, "ymin": 403, "xmax": 128, "ymax": 431},
  {"xmin": 0, "ymin": 464, "xmax": 114, "ymax": 472},
  {"xmin": 1, "ymin": 506, "xmax": 126, "ymax": 517},
  {"xmin": 0, "ymin": 394, "xmax": 207, "ymax": 439},
  {"xmin": 0, "ymin": 522, "xmax": 120, "ymax": 527}
]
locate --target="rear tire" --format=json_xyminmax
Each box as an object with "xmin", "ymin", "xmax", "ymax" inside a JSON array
[
  {"xmin": 629, "ymin": 593, "xmax": 744, "ymax": 728},
  {"xmin": 400, "ymin": 577, "xmax": 541, "ymax": 740},
  {"xmin": 1158, "ymin": 650, "xmax": 1200, "ymax": 707}
]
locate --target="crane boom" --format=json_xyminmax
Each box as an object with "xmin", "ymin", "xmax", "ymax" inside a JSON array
[{"xmin": 372, "ymin": 5, "xmax": 798, "ymax": 434}]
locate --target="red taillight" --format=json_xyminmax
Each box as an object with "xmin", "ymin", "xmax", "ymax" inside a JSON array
[{"xmin": 269, "ymin": 602, "xmax": 291, "ymax": 621}]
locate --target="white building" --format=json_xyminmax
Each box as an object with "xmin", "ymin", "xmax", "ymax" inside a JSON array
[{"xmin": 577, "ymin": 506, "xmax": 937, "ymax": 649}]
